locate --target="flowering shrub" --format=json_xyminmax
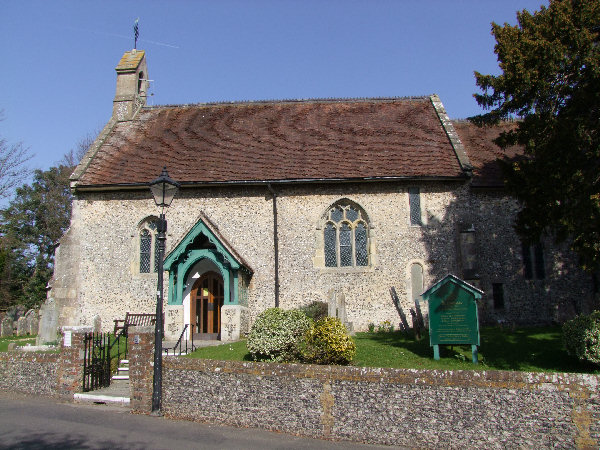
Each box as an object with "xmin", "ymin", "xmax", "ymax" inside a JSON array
[
  {"xmin": 303, "ymin": 317, "xmax": 356, "ymax": 365},
  {"xmin": 377, "ymin": 320, "xmax": 394, "ymax": 333},
  {"xmin": 563, "ymin": 311, "xmax": 600, "ymax": 365},
  {"xmin": 247, "ymin": 308, "xmax": 312, "ymax": 362}
]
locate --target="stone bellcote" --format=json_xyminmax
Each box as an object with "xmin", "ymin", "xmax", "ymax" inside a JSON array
[{"xmin": 113, "ymin": 49, "xmax": 149, "ymax": 121}]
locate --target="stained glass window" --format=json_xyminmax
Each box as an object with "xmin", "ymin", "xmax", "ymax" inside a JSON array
[
  {"xmin": 346, "ymin": 207, "xmax": 359, "ymax": 222},
  {"xmin": 330, "ymin": 206, "xmax": 343, "ymax": 223},
  {"xmin": 409, "ymin": 187, "xmax": 421, "ymax": 226},
  {"xmin": 154, "ymin": 234, "xmax": 160, "ymax": 272},
  {"xmin": 355, "ymin": 222, "xmax": 368, "ymax": 266},
  {"xmin": 534, "ymin": 243, "xmax": 545, "ymax": 280},
  {"xmin": 323, "ymin": 202, "xmax": 369, "ymax": 268},
  {"xmin": 140, "ymin": 229, "xmax": 151, "ymax": 273},
  {"xmin": 324, "ymin": 223, "xmax": 337, "ymax": 267},
  {"xmin": 139, "ymin": 219, "xmax": 159, "ymax": 274},
  {"xmin": 339, "ymin": 223, "xmax": 352, "ymax": 266},
  {"xmin": 522, "ymin": 242, "xmax": 545, "ymax": 280}
]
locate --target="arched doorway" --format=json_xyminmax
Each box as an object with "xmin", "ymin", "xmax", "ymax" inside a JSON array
[{"xmin": 190, "ymin": 271, "xmax": 224, "ymax": 340}]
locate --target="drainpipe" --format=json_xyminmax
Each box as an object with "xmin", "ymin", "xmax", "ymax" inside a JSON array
[{"xmin": 267, "ymin": 183, "xmax": 280, "ymax": 308}]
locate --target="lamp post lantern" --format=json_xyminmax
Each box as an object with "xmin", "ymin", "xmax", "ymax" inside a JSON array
[{"xmin": 149, "ymin": 166, "xmax": 180, "ymax": 414}]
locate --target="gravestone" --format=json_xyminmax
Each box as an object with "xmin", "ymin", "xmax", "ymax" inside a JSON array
[
  {"xmin": 37, "ymin": 297, "xmax": 59, "ymax": 344},
  {"xmin": 422, "ymin": 274, "xmax": 483, "ymax": 364},
  {"xmin": 1, "ymin": 315, "xmax": 13, "ymax": 337},
  {"xmin": 93, "ymin": 315, "xmax": 102, "ymax": 333},
  {"xmin": 17, "ymin": 317, "xmax": 28, "ymax": 336},
  {"xmin": 26, "ymin": 310, "xmax": 39, "ymax": 335},
  {"xmin": 328, "ymin": 290, "xmax": 353, "ymax": 333}
]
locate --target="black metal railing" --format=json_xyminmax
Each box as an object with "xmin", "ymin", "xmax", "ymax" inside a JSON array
[{"xmin": 165, "ymin": 324, "xmax": 195, "ymax": 356}]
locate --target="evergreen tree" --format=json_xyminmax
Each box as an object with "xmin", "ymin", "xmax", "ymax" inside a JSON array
[
  {"xmin": 0, "ymin": 166, "xmax": 72, "ymax": 308},
  {"xmin": 471, "ymin": 0, "xmax": 600, "ymax": 271}
]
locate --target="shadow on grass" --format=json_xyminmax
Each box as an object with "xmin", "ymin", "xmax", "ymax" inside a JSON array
[
  {"xmin": 184, "ymin": 326, "xmax": 599, "ymax": 374},
  {"xmin": 357, "ymin": 326, "xmax": 599, "ymax": 374}
]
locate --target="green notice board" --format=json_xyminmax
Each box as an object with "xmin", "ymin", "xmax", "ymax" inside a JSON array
[{"xmin": 422, "ymin": 274, "xmax": 483, "ymax": 363}]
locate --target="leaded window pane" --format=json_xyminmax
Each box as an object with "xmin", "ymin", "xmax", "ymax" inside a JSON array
[
  {"xmin": 409, "ymin": 187, "xmax": 422, "ymax": 226},
  {"xmin": 140, "ymin": 230, "xmax": 151, "ymax": 273},
  {"xmin": 324, "ymin": 223, "xmax": 337, "ymax": 267},
  {"xmin": 148, "ymin": 221, "xmax": 157, "ymax": 231},
  {"xmin": 534, "ymin": 243, "xmax": 545, "ymax": 280},
  {"xmin": 330, "ymin": 207, "xmax": 343, "ymax": 223},
  {"xmin": 355, "ymin": 222, "xmax": 368, "ymax": 266},
  {"xmin": 339, "ymin": 223, "xmax": 352, "ymax": 267},
  {"xmin": 346, "ymin": 207, "xmax": 359, "ymax": 222},
  {"xmin": 154, "ymin": 234, "xmax": 160, "ymax": 272}
]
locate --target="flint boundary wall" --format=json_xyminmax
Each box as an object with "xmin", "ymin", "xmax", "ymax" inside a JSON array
[
  {"xmin": 0, "ymin": 352, "xmax": 60, "ymax": 396},
  {"xmin": 2, "ymin": 326, "xmax": 599, "ymax": 448},
  {"xmin": 161, "ymin": 358, "xmax": 600, "ymax": 448},
  {"xmin": 0, "ymin": 327, "xmax": 90, "ymax": 398}
]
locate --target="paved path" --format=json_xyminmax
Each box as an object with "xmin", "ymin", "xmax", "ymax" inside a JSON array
[{"xmin": 0, "ymin": 391, "xmax": 396, "ymax": 450}]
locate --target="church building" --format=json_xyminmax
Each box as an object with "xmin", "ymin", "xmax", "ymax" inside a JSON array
[{"xmin": 48, "ymin": 49, "xmax": 597, "ymax": 341}]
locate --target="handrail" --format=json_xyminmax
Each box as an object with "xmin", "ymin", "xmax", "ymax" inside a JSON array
[
  {"xmin": 107, "ymin": 326, "xmax": 128, "ymax": 377},
  {"xmin": 165, "ymin": 324, "xmax": 190, "ymax": 356}
]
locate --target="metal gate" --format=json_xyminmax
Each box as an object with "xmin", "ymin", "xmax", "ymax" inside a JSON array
[{"xmin": 82, "ymin": 332, "xmax": 112, "ymax": 392}]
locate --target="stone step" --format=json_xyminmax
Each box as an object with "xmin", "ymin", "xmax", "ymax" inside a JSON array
[
  {"xmin": 75, "ymin": 378, "xmax": 130, "ymax": 407},
  {"xmin": 112, "ymin": 374, "xmax": 129, "ymax": 380},
  {"xmin": 74, "ymin": 392, "xmax": 130, "ymax": 406}
]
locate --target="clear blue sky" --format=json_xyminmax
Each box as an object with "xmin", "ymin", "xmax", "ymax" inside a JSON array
[{"xmin": 1, "ymin": 0, "xmax": 547, "ymax": 175}]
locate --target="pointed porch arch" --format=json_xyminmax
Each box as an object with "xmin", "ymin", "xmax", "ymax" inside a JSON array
[{"xmin": 164, "ymin": 216, "xmax": 252, "ymax": 307}]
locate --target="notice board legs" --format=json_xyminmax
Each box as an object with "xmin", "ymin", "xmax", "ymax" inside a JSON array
[
  {"xmin": 433, "ymin": 344, "xmax": 440, "ymax": 360},
  {"xmin": 472, "ymin": 345, "xmax": 478, "ymax": 364}
]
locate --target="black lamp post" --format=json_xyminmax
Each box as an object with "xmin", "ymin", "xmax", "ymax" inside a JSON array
[{"xmin": 149, "ymin": 166, "xmax": 180, "ymax": 414}]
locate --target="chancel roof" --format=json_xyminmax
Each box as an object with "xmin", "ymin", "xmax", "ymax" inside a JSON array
[
  {"xmin": 453, "ymin": 121, "xmax": 522, "ymax": 188},
  {"xmin": 72, "ymin": 96, "xmax": 470, "ymax": 189}
]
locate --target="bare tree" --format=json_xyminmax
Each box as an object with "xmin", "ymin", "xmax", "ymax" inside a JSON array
[
  {"xmin": 60, "ymin": 131, "xmax": 97, "ymax": 168},
  {"xmin": 0, "ymin": 111, "xmax": 33, "ymax": 199}
]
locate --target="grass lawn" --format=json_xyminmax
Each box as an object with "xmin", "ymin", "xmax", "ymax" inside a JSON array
[
  {"xmin": 0, "ymin": 335, "xmax": 38, "ymax": 352},
  {"xmin": 186, "ymin": 325, "xmax": 600, "ymax": 374}
]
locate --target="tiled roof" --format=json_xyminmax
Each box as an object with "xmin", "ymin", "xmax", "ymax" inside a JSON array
[
  {"xmin": 453, "ymin": 121, "xmax": 523, "ymax": 188},
  {"xmin": 115, "ymin": 50, "xmax": 145, "ymax": 72},
  {"xmin": 73, "ymin": 96, "xmax": 467, "ymax": 188}
]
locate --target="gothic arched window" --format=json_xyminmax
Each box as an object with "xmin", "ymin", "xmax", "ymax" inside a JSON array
[
  {"xmin": 324, "ymin": 203, "xmax": 369, "ymax": 267},
  {"xmin": 139, "ymin": 219, "xmax": 159, "ymax": 273}
]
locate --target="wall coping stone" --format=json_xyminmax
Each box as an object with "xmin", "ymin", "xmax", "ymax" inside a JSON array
[
  {"xmin": 164, "ymin": 358, "xmax": 599, "ymax": 392},
  {"xmin": 61, "ymin": 326, "xmax": 93, "ymax": 333}
]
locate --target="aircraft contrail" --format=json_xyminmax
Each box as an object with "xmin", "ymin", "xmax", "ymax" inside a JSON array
[{"xmin": 62, "ymin": 26, "xmax": 180, "ymax": 49}]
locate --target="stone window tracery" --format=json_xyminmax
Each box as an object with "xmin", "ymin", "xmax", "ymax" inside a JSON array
[
  {"xmin": 139, "ymin": 219, "xmax": 158, "ymax": 273},
  {"xmin": 324, "ymin": 203, "xmax": 369, "ymax": 268}
]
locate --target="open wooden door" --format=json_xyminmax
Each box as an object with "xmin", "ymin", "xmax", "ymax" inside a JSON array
[{"xmin": 190, "ymin": 271, "xmax": 224, "ymax": 340}]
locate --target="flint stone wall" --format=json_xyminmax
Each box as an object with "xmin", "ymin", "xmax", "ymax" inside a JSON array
[
  {"xmin": 0, "ymin": 328, "xmax": 89, "ymax": 398},
  {"xmin": 0, "ymin": 352, "xmax": 59, "ymax": 396},
  {"xmin": 162, "ymin": 359, "xmax": 600, "ymax": 448},
  {"xmin": 52, "ymin": 181, "xmax": 596, "ymax": 335}
]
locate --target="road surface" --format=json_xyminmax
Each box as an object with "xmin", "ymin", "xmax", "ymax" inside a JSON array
[{"xmin": 0, "ymin": 391, "xmax": 395, "ymax": 449}]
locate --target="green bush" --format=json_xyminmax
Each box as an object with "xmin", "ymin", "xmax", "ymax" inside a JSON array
[
  {"xmin": 562, "ymin": 311, "xmax": 600, "ymax": 365},
  {"xmin": 247, "ymin": 308, "xmax": 312, "ymax": 362},
  {"xmin": 303, "ymin": 316, "xmax": 356, "ymax": 365},
  {"xmin": 299, "ymin": 301, "xmax": 329, "ymax": 322}
]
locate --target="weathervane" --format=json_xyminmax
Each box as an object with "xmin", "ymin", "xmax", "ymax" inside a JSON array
[{"xmin": 134, "ymin": 18, "xmax": 139, "ymax": 49}]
